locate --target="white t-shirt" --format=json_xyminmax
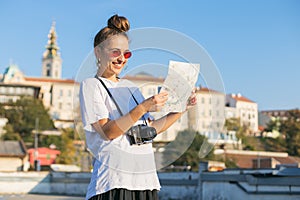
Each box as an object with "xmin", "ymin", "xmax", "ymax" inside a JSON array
[{"xmin": 79, "ymin": 77, "xmax": 160, "ymax": 200}]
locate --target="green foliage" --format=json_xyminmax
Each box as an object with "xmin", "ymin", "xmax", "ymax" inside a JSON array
[
  {"xmin": 1, "ymin": 124, "xmax": 21, "ymax": 140},
  {"xmin": 162, "ymin": 129, "xmax": 215, "ymax": 171},
  {"xmin": 259, "ymin": 136, "xmax": 287, "ymax": 152},
  {"xmin": 1, "ymin": 96, "xmax": 54, "ymax": 143},
  {"xmin": 259, "ymin": 109, "xmax": 300, "ymax": 156},
  {"xmin": 0, "ymin": 97, "xmax": 89, "ymax": 168},
  {"xmin": 225, "ymin": 118, "xmax": 241, "ymax": 132},
  {"xmin": 0, "ymin": 104, "xmax": 5, "ymax": 117},
  {"xmin": 55, "ymin": 128, "xmax": 78, "ymax": 164},
  {"xmin": 225, "ymin": 117, "xmax": 255, "ymax": 150},
  {"xmin": 279, "ymin": 109, "xmax": 300, "ymax": 156},
  {"xmin": 225, "ymin": 158, "xmax": 238, "ymax": 168}
]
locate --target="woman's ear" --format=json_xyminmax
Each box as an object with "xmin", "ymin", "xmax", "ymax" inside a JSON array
[{"xmin": 94, "ymin": 47, "xmax": 101, "ymax": 59}]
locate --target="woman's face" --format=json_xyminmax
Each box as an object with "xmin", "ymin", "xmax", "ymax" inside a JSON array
[{"xmin": 95, "ymin": 34, "xmax": 130, "ymax": 77}]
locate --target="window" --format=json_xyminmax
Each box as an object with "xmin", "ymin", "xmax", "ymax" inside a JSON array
[
  {"xmin": 8, "ymin": 87, "xmax": 14, "ymax": 94},
  {"xmin": 46, "ymin": 63, "xmax": 51, "ymax": 76},
  {"xmin": 16, "ymin": 87, "xmax": 21, "ymax": 94}
]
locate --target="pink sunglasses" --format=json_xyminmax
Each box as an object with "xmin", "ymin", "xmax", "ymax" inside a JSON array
[{"xmin": 108, "ymin": 49, "xmax": 132, "ymax": 59}]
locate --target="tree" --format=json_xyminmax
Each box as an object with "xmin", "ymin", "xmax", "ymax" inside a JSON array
[
  {"xmin": 162, "ymin": 129, "xmax": 214, "ymax": 171},
  {"xmin": 224, "ymin": 117, "xmax": 248, "ymax": 148},
  {"xmin": 262, "ymin": 109, "xmax": 300, "ymax": 155},
  {"xmin": 225, "ymin": 117, "xmax": 241, "ymax": 132},
  {"xmin": 2, "ymin": 96, "xmax": 54, "ymax": 144},
  {"xmin": 54, "ymin": 128, "xmax": 78, "ymax": 164},
  {"xmin": 224, "ymin": 117, "xmax": 248, "ymax": 137},
  {"xmin": 1, "ymin": 124, "xmax": 21, "ymax": 140},
  {"xmin": 280, "ymin": 109, "xmax": 300, "ymax": 156}
]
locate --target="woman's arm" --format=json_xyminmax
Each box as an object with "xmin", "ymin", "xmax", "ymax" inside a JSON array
[
  {"xmin": 149, "ymin": 90, "xmax": 197, "ymax": 134},
  {"xmin": 92, "ymin": 91, "xmax": 169, "ymax": 140},
  {"xmin": 149, "ymin": 112, "xmax": 183, "ymax": 134}
]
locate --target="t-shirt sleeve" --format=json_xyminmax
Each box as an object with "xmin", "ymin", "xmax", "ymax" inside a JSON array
[{"xmin": 79, "ymin": 78, "xmax": 109, "ymax": 132}]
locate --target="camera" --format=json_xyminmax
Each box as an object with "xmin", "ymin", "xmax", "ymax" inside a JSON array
[{"xmin": 126, "ymin": 124, "xmax": 157, "ymax": 145}]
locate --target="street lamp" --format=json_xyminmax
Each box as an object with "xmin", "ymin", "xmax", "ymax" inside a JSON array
[{"xmin": 33, "ymin": 118, "xmax": 40, "ymax": 171}]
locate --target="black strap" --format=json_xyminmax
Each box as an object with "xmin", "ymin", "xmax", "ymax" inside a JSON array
[
  {"xmin": 94, "ymin": 75, "xmax": 148, "ymax": 125},
  {"xmin": 94, "ymin": 75, "xmax": 124, "ymax": 116},
  {"xmin": 127, "ymin": 88, "xmax": 148, "ymax": 126}
]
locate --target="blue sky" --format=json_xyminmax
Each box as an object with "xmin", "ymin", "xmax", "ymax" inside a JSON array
[{"xmin": 0, "ymin": 0, "xmax": 299, "ymax": 110}]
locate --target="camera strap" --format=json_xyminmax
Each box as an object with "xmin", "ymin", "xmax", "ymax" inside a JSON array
[
  {"xmin": 95, "ymin": 75, "xmax": 124, "ymax": 116},
  {"xmin": 95, "ymin": 75, "xmax": 148, "ymax": 125},
  {"xmin": 127, "ymin": 88, "xmax": 148, "ymax": 126}
]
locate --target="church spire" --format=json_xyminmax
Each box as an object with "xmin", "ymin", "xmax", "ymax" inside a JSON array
[
  {"xmin": 43, "ymin": 21, "xmax": 59, "ymax": 58},
  {"xmin": 42, "ymin": 21, "xmax": 62, "ymax": 79}
]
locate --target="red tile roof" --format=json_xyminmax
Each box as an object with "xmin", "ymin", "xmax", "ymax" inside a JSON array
[
  {"xmin": 25, "ymin": 76, "xmax": 76, "ymax": 84},
  {"xmin": 123, "ymin": 75, "xmax": 164, "ymax": 83},
  {"xmin": 196, "ymin": 87, "xmax": 223, "ymax": 94},
  {"xmin": 258, "ymin": 125, "xmax": 265, "ymax": 131},
  {"xmin": 225, "ymin": 152, "xmax": 299, "ymax": 168},
  {"xmin": 229, "ymin": 94, "xmax": 255, "ymax": 103}
]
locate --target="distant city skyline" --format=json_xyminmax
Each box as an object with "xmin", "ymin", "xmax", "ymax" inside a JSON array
[{"xmin": 0, "ymin": 0, "xmax": 299, "ymax": 111}]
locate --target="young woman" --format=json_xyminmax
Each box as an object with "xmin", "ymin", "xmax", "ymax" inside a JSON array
[{"xmin": 80, "ymin": 14, "xmax": 196, "ymax": 200}]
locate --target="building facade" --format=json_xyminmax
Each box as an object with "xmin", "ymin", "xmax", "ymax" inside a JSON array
[
  {"xmin": 0, "ymin": 23, "xmax": 79, "ymax": 128},
  {"xmin": 226, "ymin": 93, "xmax": 259, "ymax": 134},
  {"xmin": 0, "ymin": 140, "xmax": 29, "ymax": 171},
  {"xmin": 188, "ymin": 87, "xmax": 226, "ymax": 142}
]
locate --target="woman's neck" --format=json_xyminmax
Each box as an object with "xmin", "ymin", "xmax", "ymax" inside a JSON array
[{"xmin": 100, "ymin": 72, "xmax": 119, "ymax": 82}]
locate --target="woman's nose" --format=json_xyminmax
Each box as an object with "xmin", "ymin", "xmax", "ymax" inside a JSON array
[{"xmin": 117, "ymin": 54, "xmax": 126, "ymax": 62}]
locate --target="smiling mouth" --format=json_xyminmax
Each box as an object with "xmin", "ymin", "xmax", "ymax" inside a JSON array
[{"xmin": 112, "ymin": 61, "xmax": 124, "ymax": 68}]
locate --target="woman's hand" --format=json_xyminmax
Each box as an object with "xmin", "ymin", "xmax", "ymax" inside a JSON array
[
  {"xmin": 186, "ymin": 90, "xmax": 197, "ymax": 111},
  {"xmin": 141, "ymin": 91, "xmax": 169, "ymax": 112}
]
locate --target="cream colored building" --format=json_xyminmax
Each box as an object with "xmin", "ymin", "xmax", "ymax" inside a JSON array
[
  {"xmin": 188, "ymin": 87, "xmax": 226, "ymax": 142},
  {"xmin": 225, "ymin": 93, "xmax": 259, "ymax": 133},
  {"xmin": 0, "ymin": 23, "xmax": 79, "ymax": 128}
]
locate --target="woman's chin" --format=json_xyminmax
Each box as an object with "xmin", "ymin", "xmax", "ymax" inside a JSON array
[{"xmin": 112, "ymin": 65, "xmax": 124, "ymax": 72}]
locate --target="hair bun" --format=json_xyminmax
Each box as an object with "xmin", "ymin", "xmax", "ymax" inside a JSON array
[{"xmin": 107, "ymin": 14, "xmax": 130, "ymax": 32}]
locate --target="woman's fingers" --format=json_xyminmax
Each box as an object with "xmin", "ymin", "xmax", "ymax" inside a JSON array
[
  {"xmin": 186, "ymin": 91, "xmax": 197, "ymax": 110},
  {"xmin": 154, "ymin": 92, "xmax": 168, "ymax": 103},
  {"xmin": 141, "ymin": 91, "xmax": 169, "ymax": 112},
  {"xmin": 147, "ymin": 92, "xmax": 168, "ymax": 112}
]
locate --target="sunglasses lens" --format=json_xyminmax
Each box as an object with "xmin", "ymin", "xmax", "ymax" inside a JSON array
[
  {"xmin": 109, "ymin": 49, "xmax": 132, "ymax": 59},
  {"xmin": 124, "ymin": 51, "xmax": 132, "ymax": 59},
  {"xmin": 111, "ymin": 50, "xmax": 121, "ymax": 57}
]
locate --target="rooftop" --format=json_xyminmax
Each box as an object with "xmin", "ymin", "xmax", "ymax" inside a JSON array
[
  {"xmin": 228, "ymin": 93, "xmax": 255, "ymax": 103},
  {"xmin": 0, "ymin": 140, "xmax": 27, "ymax": 158}
]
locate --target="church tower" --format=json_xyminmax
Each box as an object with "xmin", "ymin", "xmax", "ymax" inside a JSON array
[{"xmin": 42, "ymin": 22, "xmax": 62, "ymax": 79}]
